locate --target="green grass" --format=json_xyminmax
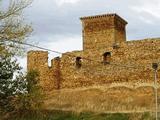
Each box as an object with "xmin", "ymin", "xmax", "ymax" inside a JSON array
[{"xmin": 4, "ymin": 110, "xmax": 153, "ymax": 120}]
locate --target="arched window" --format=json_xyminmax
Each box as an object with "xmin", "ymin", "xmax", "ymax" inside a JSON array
[
  {"xmin": 76, "ymin": 57, "xmax": 82, "ymax": 68},
  {"xmin": 103, "ymin": 52, "xmax": 111, "ymax": 64}
]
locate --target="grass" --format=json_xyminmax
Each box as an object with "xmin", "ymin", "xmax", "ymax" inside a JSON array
[{"xmin": 3, "ymin": 110, "xmax": 154, "ymax": 120}]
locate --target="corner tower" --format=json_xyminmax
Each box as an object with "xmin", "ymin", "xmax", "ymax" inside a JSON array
[
  {"xmin": 80, "ymin": 14, "xmax": 128, "ymax": 50},
  {"xmin": 27, "ymin": 51, "xmax": 48, "ymax": 72}
]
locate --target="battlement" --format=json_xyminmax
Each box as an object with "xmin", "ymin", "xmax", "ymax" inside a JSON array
[
  {"xmin": 80, "ymin": 13, "xmax": 127, "ymax": 25},
  {"xmin": 80, "ymin": 13, "xmax": 127, "ymax": 50},
  {"xmin": 27, "ymin": 13, "xmax": 160, "ymax": 113},
  {"xmin": 27, "ymin": 51, "xmax": 48, "ymax": 71},
  {"xmin": 27, "ymin": 51, "xmax": 62, "ymax": 91}
]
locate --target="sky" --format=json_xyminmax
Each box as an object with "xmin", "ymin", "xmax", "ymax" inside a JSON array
[{"xmin": 6, "ymin": 0, "xmax": 160, "ymax": 71}]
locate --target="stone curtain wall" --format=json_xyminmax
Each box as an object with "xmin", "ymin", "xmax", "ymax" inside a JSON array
[
  {"xmin": 27, "ymin": 38, "xmax": 160, "ymax": 90},
  {"xmin": 27, "ymin": 13, "xmax": 160, "ymax": 112},
  {"xmin": 59, "ymin": 38, "xmax": 160, "ymax": 89},
  {"xmin": 37, "ymin": 38, "xmax": 160, "ymax": 112}
]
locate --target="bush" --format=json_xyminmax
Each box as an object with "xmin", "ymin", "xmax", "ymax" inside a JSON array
[{"xmin": 16, "ymin": 70, "xmax": 44, "ymax": 111}]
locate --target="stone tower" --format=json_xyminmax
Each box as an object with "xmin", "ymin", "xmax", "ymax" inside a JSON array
[
  {"xmin": 27, "ymin": 51, "xmax": 61, "ymax": 91},
  {"xmin": 80, "ymin": 14, "xmax": 128, "ymax": 50},
  {"xmin": 27, "ymin": 51, "xmax": 51, "ymax": 91},
  {"xmin": 27, "ymin": 51, "xmax": 48, "ymax": 72}
]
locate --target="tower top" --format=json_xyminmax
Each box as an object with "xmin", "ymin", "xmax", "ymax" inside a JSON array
[{"xmin": 80, "ymin": 13, "xmax": 127, "ymax": 25}]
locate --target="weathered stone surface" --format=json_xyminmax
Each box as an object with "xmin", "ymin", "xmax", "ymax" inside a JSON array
[
  {"xmin": 81, "ymin": 14, "xmax": 127, "ymax": 50},
  {"xmin": 27, "ymin": 13, "xmax": 160, "ymax": 112}
]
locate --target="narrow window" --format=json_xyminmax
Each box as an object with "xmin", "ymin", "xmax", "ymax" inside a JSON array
[
  {"xmin": 103, "ymin": 52, "xmax": 111, "ymax": 64},
  {"xmin": 76, "ymin": 57, "xmax": 82, "ymax": 68}
]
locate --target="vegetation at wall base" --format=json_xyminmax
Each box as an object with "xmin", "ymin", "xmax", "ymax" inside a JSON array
[{"xmin": 1, "ymin": 110, "xmax": 154, "ymax": 120}]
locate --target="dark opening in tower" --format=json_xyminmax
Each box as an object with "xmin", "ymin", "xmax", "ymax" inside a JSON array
[
  {"xmin": 103, "ymin": 52, "xmax": 111, "ymax": 64},
  {"xmin": 76, "ymin": 57, "xmax": 82, "ymax": 68}
]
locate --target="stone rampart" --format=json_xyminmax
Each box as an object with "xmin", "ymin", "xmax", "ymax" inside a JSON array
[{"xmin": 27, "ymin": 13, "xmax": 160, "ymax": 112}]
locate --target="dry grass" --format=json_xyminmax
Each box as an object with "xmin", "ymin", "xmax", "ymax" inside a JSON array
[{"xmin": 44, "ymin": 86, "xmax": 157, "ymax": 113}]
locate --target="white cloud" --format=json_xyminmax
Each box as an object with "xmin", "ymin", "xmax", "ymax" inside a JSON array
[
  {"xmin": 138, "ymin": 16, "xmax": 154, "ymax": 25},
  {"xmin": 44, "ymin": 35, "xmax": 82, "ymax": 66},
  {"xmin": 55, "ymin": 0, "xmax": 80, "ymax": 6},
  {"xmin": 131, "ymin": 0, "xmax": 160, "ymax": 19},
  {"xmin": 42, "ymin": 35, "xmax": 82, "ymax": 54}
]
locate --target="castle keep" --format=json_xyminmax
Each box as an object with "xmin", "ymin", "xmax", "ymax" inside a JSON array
[{"xmin": 27, "ymin": 14, "xmax": 160, "ymax": 112}]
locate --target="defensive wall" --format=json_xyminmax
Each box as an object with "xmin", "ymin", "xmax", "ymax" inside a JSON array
[{"xmin": 27, "ymin": 13, "xmax": 160, "ymax": 112}]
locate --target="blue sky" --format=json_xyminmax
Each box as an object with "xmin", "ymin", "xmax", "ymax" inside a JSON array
[{"xmin": 6, "ymin": 0, "xmax": 160, "ymax": 71}]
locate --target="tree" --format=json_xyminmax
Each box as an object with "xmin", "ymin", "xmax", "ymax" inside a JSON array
[
  {"xmin": 0, "ymin": 53, "xmax": 26, "ymax": 112},
  {"xmin": 17, "ymin": 70, "xmax": 43, "ymax": 111},
  {"xmin": 0, "ymin": 0, "xmax": 32, "ymax": 114},
  {"xmin": 0, "ymin": 58, "xmax": 43, "ymax": 116},
  {"xmin": 0, "ymin": 0, "xmax": 32, "ymax": 55}
]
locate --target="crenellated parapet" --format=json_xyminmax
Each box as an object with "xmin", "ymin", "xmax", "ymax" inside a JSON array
[
  {"xmin": 27, "ymin": 51, "xmax": 62, "ymax": 92},
  {"xmin": 27, "ymin": 51, "xmax": 48, "ymax": 72},
  {"xmin": 27, "ymin": 14, "xmax": 160, "ymax": 93}
]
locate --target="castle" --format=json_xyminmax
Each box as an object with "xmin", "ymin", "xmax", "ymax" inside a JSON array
[{"xmin": 27, "ymin": 13, "xmax": 160, "ymax": 112}]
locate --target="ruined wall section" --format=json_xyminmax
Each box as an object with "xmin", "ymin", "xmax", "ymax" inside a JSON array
[
  {"xmin": 51, "ymin": 57, "xmax": 61, "ymax": 89},
  {"xmin": 59, "ymin": 38, "xmax": 160, "ymax": 89},
  {"xmin": 27, "ymin": 51, "xmax": 61, "ymax": 92},
  {"xmin": 60, "ymin": 51, "xmax": 86, "ymax": 88},
  {"xmin": 113, "ymin": 38, "xmax": 160, "ymax": 64},
  {"xmin": 27, "ymin": 38, "xmax": 160, "ymax": 90}
]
